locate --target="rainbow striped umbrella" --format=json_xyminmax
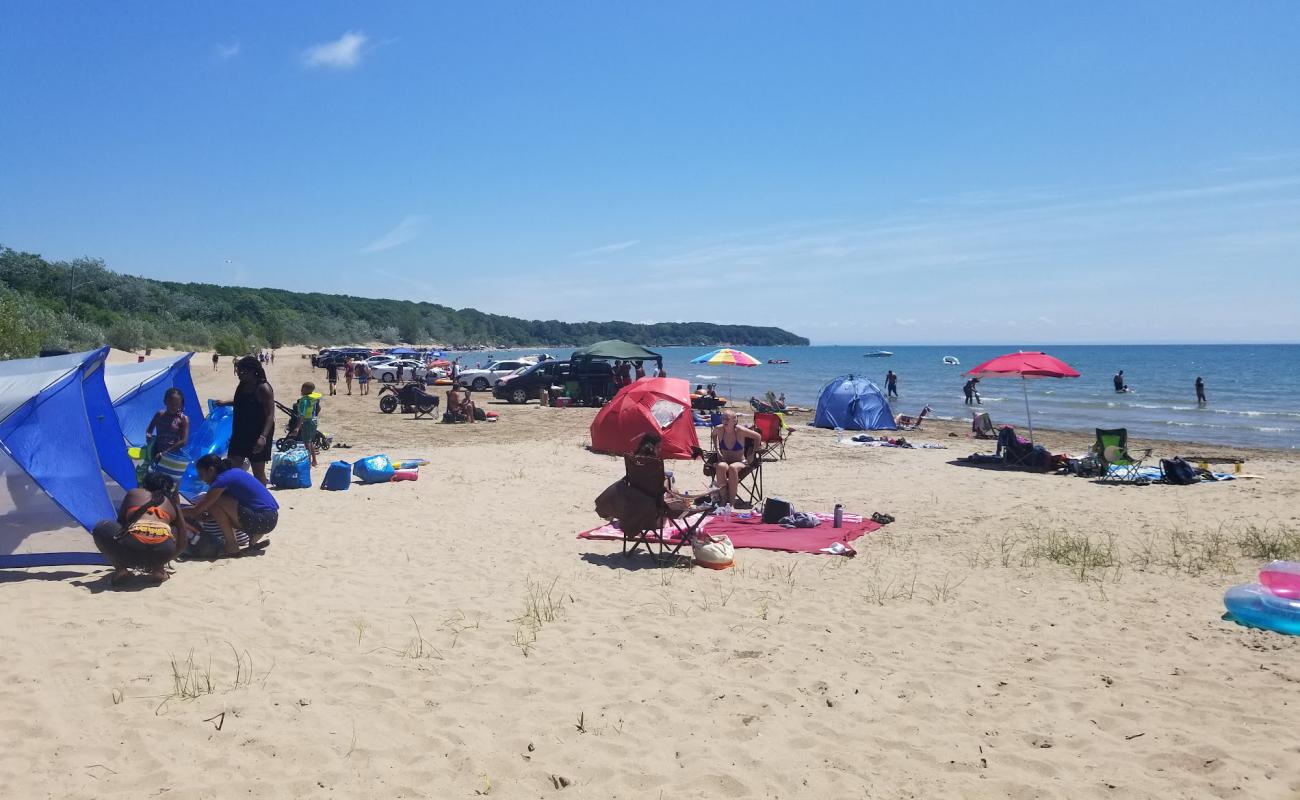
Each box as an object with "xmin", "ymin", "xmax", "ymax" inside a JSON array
[
  {"xmin": 690, "ymin": 348, "xmax": 760, "ymax": 367},
  {"xmin": 690, "ymin": 348, "xmax": 760, "ymax": 404}
]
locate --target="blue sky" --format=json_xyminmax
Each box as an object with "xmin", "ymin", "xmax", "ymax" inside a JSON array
[{"xmin": 2, "ymin": 2, "xmax": 1298, "ymax": 344}]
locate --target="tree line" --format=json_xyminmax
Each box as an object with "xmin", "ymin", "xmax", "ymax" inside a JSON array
[{"xmin": 0, "ymin": 246, "xmax": 809, "ymax": 358}]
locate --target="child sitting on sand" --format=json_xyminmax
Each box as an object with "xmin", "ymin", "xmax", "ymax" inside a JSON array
[
  {"xmin": 145, "ymin": 387, "xmax": 190, "ymax": 464},
  {"xmin": 293, "ymin": 382, "xmax": 323, "ymax": 467}
]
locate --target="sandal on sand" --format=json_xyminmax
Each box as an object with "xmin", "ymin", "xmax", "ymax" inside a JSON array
[
  {"xmin": 237, "ymin": 540, "xmax": 271, "ymax": 557},
  {"xmin": 871, "ymin": 512, "xmax": 896, "ymax": 525}
]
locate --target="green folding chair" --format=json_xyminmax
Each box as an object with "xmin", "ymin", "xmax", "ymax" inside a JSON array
[{"xmin": 1093, "ymin": 428, "xmax": 1152, "ymax": 484}]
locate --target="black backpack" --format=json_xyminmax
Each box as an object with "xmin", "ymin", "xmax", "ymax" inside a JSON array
[{"xmin": 1161, "ymin": 458, "xmax": 1199, "ymax": 485}]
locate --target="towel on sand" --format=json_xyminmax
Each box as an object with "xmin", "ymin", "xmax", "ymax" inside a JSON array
[{"xmin": 579, "ymin": 511, "xmax": 880, "ymax": 556}]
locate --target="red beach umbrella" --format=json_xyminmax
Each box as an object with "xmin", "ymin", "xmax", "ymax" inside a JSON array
[
  {"xmin": 964, "ymin": 351, "xmax": 1080, "ymax": 442},
  {"xmin": 590, "ymin": 377, "xmax": 701, "ymax": 460}
]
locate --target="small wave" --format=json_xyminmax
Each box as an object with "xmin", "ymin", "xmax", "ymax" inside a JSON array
[
  {"xmin": 695, "ymin": 374, "xmax": 720, "ymax": 380},
  {"xmin": 1164, "ymin": 420, "xmax": 1228, "ymax": 429},
  {"xmin": 1251, "ymin": 426, "xmax": 1289, "ymax": 433}
]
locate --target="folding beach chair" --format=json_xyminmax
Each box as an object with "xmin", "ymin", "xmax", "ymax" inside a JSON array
[
  {"xmin": 752, "ymin": 412, "xmax": 791, "ymax": 461},
  {"xmin": 971, "ymin": 412, "xmax": 996, "ymax": 439},
  {"xmin": 1093, "ymin": 428, "xmax": 1152, "ymax": 484},
  {"xmin": 895, "ymin": 405, "xmax": 932, "ymax": 431},
  {"xmin": 703, "ymin": 440, "xmax": 764, "ymax": 508},
  {"xmin": 594, "ymin": 456, "xmax": 714, "ymax": 562}
]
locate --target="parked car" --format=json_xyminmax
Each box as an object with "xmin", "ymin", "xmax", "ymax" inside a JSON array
[
  {"xmin": 312, "ymin": 347, "xmax": 372, "ymax": 368},
  {"xmin": 492, "ymin": 359, "xmax": 614, "ymax": 404},
  {"xmin": 456, "ymin": 360, "xmax": 533, "ymax": 391},
  {"xmin": 370, "ymin": 358, "xmax": 437, "ymax": 383}
]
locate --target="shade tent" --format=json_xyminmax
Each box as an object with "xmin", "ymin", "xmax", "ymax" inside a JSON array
[
  {"xmin": 570, "ymin": 340, "xmax": 662, "ymax": 364},
  {"xmin": 590, "ymin": 378, "xmax": 700, "ymax": 460},
  {"xmin": 104, "ymin": 353, "xmax": 204, "ymax": 448},
  {"xmin": 0, "ymin": 348, "xmax": 137, "ymax": 567},
  {"xmin": 813, "ymin": 375, "xmax": 897, "ymax": 431}
]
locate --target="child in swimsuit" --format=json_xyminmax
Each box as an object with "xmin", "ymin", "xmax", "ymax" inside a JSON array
[{"xmin": 145, "ymin": 388, "xmax": 190, "ymax": 463}]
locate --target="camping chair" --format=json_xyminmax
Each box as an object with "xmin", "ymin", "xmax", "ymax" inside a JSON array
[
  {"xmin": 703, "ymin": 440, "xmax": 764, "ymax": 508},
  {"xmin": 895, "ymin": 405, "xmax": 932, "ymax": 431},
  {"xmin": 594, "ymin": 456, "xmax": 714, "ymax": 562},
  {"xmin": 971, "ymin": 412, "xmax": 996, "ymax": 439},
  {"xmin": 1093, "ymin": 428, "xmax": 1152, "ymax": 484},
  {"xmin": 996, "ymin": 426, "xmax": 1051, "ymax": 470},
  {"xmin": 752, "ymin": 411, "xmax": 791, "ymax": 461}
]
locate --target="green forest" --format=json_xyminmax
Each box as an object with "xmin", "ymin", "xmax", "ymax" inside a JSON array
[{"xmin": 0, "ymin": 247, "xmax": 809, "ymax": 358}]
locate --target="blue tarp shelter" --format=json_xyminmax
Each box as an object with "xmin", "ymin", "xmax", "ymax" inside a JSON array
[
  {"xmin": 0, "ymin": 348, "xmax": 137, "ymax": 567},
  {"xmin": 104, "ymin": 353, "xmax": 204, "ymax": 448},
  {"xmin": 813, "ymin": 375, "xmax": 897, "ymax": 431}
]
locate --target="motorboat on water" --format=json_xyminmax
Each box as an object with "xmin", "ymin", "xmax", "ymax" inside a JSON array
[
  {"xmin": 767, "ymin": 359, "xmax": 789, "ymax": 364},
  {"xmin": 942, "ymin": 356, "xmax": 960, "ymax": 365},
  {"xmin": 863, "ymin": 351, "xmax": 893, "ymax": 358}
]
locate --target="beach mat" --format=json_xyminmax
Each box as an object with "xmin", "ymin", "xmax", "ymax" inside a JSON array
[{"xmin": 579, "ymin": 511, "xmax": 880, "ymax": 556}]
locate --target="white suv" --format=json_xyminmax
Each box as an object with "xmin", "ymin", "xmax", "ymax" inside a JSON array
[{"xmin": 456, "ymin": 360, "xmax": 532, "ymax": 391}]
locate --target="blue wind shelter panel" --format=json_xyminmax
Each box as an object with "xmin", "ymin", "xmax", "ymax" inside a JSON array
[
  {"xmin": 0, "ymin": 352, "xmax": 120, "ymax": 567},
  {"xmin": 79, "ymin": 355, "xmax": 139, "ymax": 491},
  {"xmin": 813, "ymin": 375, "xmax": 897, "ymax": 431},
  {"xmin": 105, "ymin": 353, "xmax": 204, "ymax": 448}
]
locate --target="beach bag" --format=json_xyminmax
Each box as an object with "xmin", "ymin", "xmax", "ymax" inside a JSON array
[
  {"xmin": 353, "ymin": 454, "xmax": 395, "ymax": 484},
  {"xmin": 270, "ymin": 447, "xmax": 312, "ymax": 489},
  {"xmin": 692, "ymin": 534, "xmax": 735, "ymax": 570},
  {"xmin": 762, "ymin": 497, "xmax": 793, "ymax": 524},
  {"xmin": 151, "ymin": 451, "xmax": 190, "ymax": 482},
  {"xmin": 1161, "ymin": 457, "xmax": 1199, "ymax": 485},
  {"xmin": 321, "ymin": 460, "xmax": 352, "ymax": 491}
]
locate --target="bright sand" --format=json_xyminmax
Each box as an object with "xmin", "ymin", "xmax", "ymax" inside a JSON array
[{"xmin": 2, "ymin": 348, "xmax": 1298, "ymax": 799}]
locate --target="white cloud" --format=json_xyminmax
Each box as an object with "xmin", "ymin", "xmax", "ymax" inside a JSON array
[
  {"xmin": 361, "ymin": 215, "xmax": 427, "ymax": 253},
  {"xmin": 570, "ymin": 240, "xmax": 639, "ymax": 258},
  {"xmin": 895, "ymin": 318, "xmax": 917, "ymax": 327},
  {"xmin": 303, "ymin": 31, "xmax": 369, "ymax": 70},
  {"xmin": 216, "ymin": 41, "xmax": 241, "ymax": 60}
]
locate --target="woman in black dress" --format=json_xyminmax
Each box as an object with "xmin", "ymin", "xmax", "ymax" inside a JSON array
[{"xmin": 217, "ymin": 355, "xmax": 276, "ymax": 485}]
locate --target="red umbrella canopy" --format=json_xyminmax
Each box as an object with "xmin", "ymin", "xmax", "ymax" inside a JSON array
[
  {"xmin": 964, "ymin": 351, "xmax": 1080, "ymax": 379},
  {"xmin": 590, "ymin": 377, "xmax": 701, "ymax": 460}
]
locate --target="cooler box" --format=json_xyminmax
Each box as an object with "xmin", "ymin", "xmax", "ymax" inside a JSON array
[{"xmin": 321, "ymin": 460, "xmax": 352, "ymax": 491}]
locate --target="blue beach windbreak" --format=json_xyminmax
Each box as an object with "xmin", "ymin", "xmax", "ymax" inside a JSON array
[{"xmin": 0, "ymin": 348, "xmax": 138, "ymax": 567}]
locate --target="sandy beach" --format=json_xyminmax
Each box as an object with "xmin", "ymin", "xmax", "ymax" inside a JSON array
[{"xmin": 2, "ymin": 348, "xmax": 1298, "ymax": 800}]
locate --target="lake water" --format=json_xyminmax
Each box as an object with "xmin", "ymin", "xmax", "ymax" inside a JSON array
[{"xmin": 467, "ymin": 344, "xmax": 1300, "ymax": 450}]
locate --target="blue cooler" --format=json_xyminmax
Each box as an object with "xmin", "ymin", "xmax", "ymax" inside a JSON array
[{"xmin": 322, "ymin": 460, "xmax": 352, "ymax": 491}]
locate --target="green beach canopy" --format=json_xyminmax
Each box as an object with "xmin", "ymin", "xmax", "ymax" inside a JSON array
[{"xmin": 570, "ymin": 340, "xmax": 661, "ymax": 362}]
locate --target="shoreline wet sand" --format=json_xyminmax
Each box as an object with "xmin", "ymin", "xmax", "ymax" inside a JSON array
[{"xmin": 1, "ymin": 348, "xmax": 1296, "ymax": 798}]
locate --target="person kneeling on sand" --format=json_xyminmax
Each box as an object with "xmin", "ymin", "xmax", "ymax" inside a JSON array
[
  {"xmin": 184, "ymin": 455, "xmax": 279, "ymax": 557},
  {"xmin": 92, "ymin": 472, "xmax": 187, "ymax": 585}
]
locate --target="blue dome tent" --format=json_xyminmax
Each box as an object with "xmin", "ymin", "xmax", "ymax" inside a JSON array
[
  {"xmin": 104, "ymin": 353, "xmax": 204, "ymax": 448},
  {"xmin": 0, "ymin": 348, "xmax": 137, "ymax": 567},
  {"xmin": 813, "ymin": 375, "xmax": 897, "ymax": 431}
]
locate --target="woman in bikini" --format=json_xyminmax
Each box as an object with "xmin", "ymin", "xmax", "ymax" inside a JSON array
[
  {"xmin": 710, "ymin": 411, "xmax": 762, "ymax": 506},
  {"xmin": 92, "ymin": 472, "xmax": 187, "ymax": 585}
]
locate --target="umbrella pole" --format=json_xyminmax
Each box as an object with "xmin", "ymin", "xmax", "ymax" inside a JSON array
[{"xmin": 1022, "ymin": 376, "xmax": 1034, "ymax": 444}]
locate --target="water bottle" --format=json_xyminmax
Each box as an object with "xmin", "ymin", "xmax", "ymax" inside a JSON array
[
  {"xmin": 835, "ymin": 427, "xmax": 844, "ymax": 444},
  {"xmin": 833, "ymin": 503, "xmax": 843, "ymax": 529}
]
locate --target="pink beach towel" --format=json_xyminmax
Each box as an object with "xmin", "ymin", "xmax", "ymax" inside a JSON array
[{"xmin": 578, "ymin": 511, "xmax": 880, "ymax": 556}]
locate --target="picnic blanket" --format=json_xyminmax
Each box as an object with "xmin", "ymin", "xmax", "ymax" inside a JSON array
[
  {"xmin": 1107, "ymin": 465, "xmax": 1236, "ymax": 482},
  {"xmin": 579, "ymin": 511, "xmax": 881, "ymax": 556}
]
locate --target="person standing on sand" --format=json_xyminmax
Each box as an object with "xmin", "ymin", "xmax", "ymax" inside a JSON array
[
  {"xmin": 885, "ymin": 370, "xmax": 898, "ymax": 399},
  {"xmin": 212, "ymin": 352, "xmax": 219, "ymax": 371},
  {"xmin": 215, "ymin": 356, "xmax": 275, "ymax": 485},
  {"xmin": 1196, "ymin": 376, "xmax": 1206, "ymax": 405},
  {"xmin": 344, "ymin": 359, "xmax": 355, "ymax": 395}
]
